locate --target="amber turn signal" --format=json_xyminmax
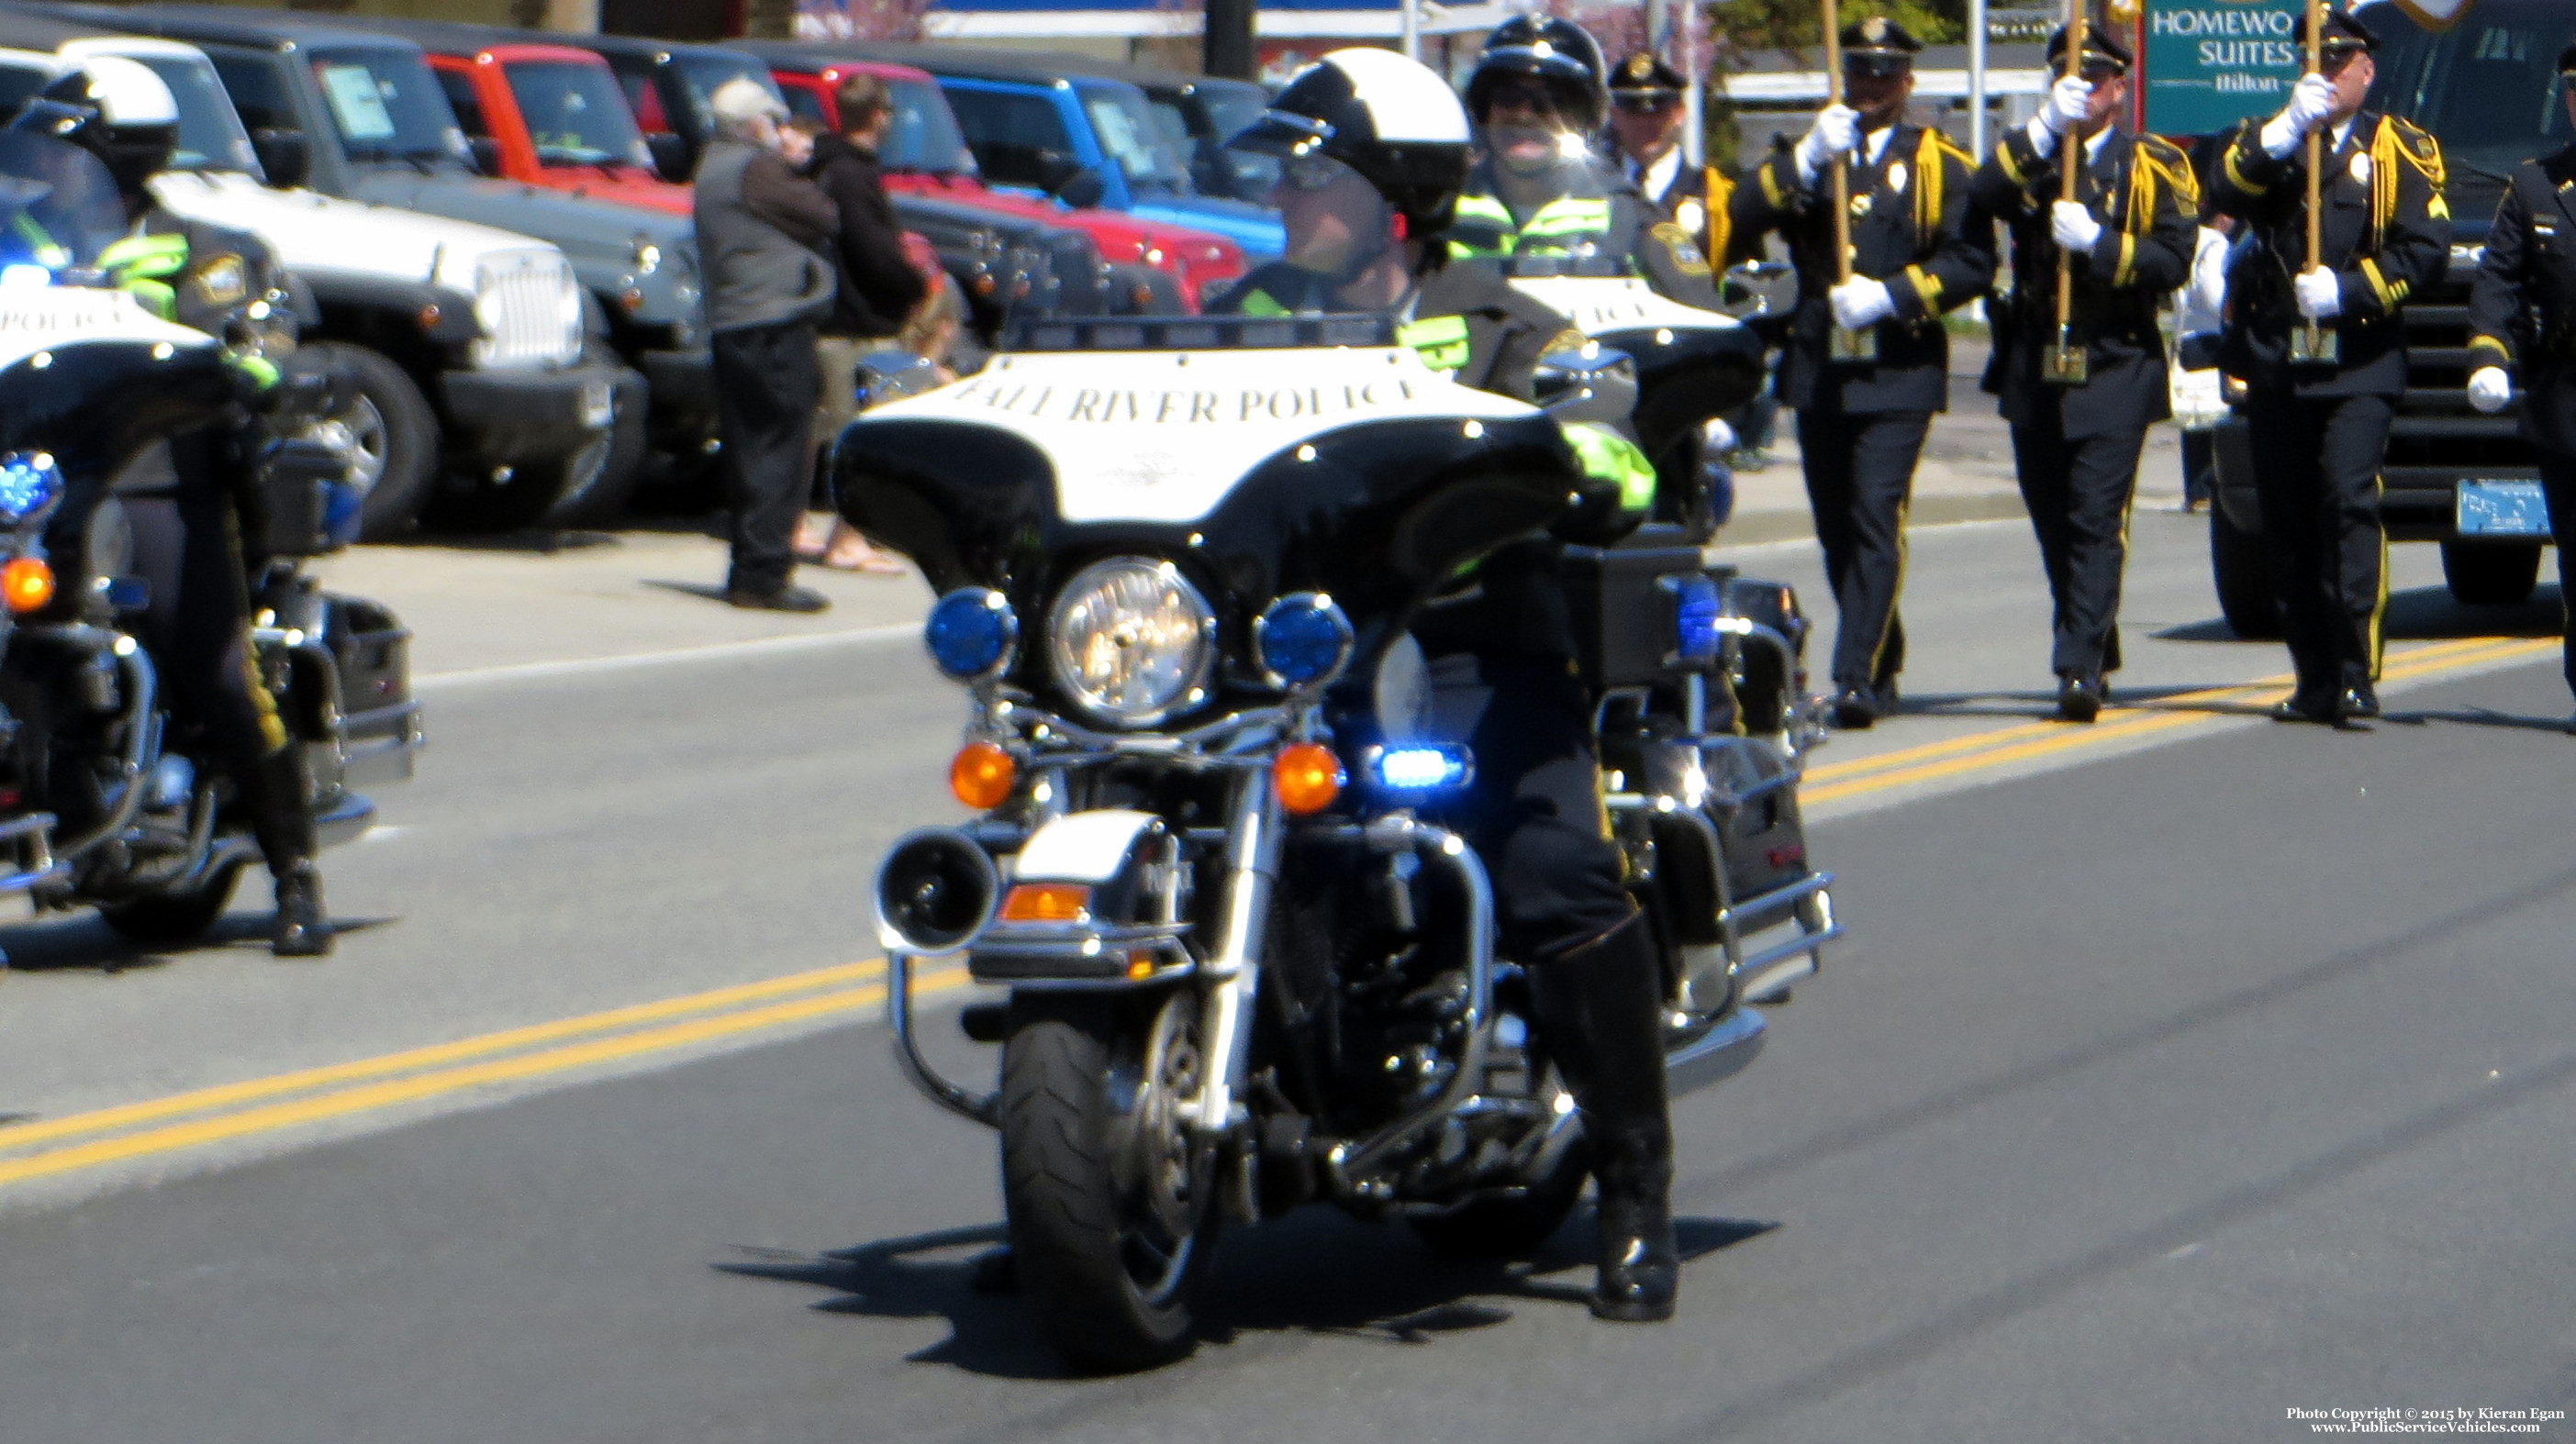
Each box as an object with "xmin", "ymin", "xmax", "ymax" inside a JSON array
[
  {"xmin": 949, "ymin": 740, "xmax": 1018, "ymax": 809},
  {"xmin": 998, "ymin": 882, "xmax": 1089, "ymax": 923},
  {"xmin": 2, "ymin": 556, "xmax": 54, "ymax": 614},
  {"xmin": 1272, "ymin": 742, "xmax": 1344, "ymax": 816}
]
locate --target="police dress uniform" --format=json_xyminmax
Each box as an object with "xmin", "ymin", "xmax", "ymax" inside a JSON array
[
  {"xmin": 1970, "ymin": 28, "xmax": 2198, "ymax": 711},
  {"xmin": 1729, "ymin": 20, "xmax": 1996, "ymax": 717},
  {"xmin": 2466, "ymin": 85, "xmax": 2576, "ymax": 711},
  {"xmin": 2208, "ymin": 7, "xmax": 2449, "ymax": 716},
  {"xmin": 1609, "ymin": 51, "xmax": 1742, "ymax": 270},
  {"xmin": 99, "ymin": 210, "xmax": 322, "ymax": 902}
]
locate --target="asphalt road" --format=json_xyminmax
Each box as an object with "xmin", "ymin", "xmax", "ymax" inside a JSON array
[{"xmin": 3, "ymin": 509, "xmax": 2572, "ymax": 1442}]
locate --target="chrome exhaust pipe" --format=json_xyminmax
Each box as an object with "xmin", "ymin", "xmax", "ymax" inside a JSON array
[{"xmin": 874, "ymin": 827, "xmax": 999, "ymax": 956}]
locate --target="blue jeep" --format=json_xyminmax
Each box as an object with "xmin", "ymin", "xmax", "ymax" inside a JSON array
[{"xmin": 831, "ymin": 45, "xmax": 1281, "ymax": 260}]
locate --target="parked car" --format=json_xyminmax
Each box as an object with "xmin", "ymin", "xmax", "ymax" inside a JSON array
[
  {"xmin": 0, "ymin": 8, "xmax": 630, "ymax": 537},
  {"xmin": 1017, "ymin": 52, "xmax": 1276, "ymax": 205},
  {"xmin": 733, "ymin": 42, "xmax": 1243, "ymax": 310},
  {"xmin": 89, "ymin": 4, "xmax": 720, "ymax": 528},
  {"xmin": 822, "ymin": 44, "xmax": 1284, "ymax": 262},
  {"xmin": 562, "ymin": 32, "xmax": 1125, "ymax": 335}
]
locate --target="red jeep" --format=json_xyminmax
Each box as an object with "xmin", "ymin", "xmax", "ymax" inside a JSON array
[{"xmin": 737, "ymin": 45, "xmax": 1245, "ymax": 310}]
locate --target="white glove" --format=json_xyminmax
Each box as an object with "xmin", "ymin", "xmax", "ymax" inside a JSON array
[
  {"xmin": 2169, "ymin": 366, "xmax": 2227, "ymax": 430},
  {"xmin": 2468, "ymin": 366, "xmax": 2513, "ymax": 414},
  {"xmin": 2051, "ymin": 201, "xmax": 2104, "ymax": 254},
  {"xmin": 1797, "ymin": 104, "xmax": 1860, "ymax": 182},
  {"xmin": 1829, "ymin": 276, "xmax": 1896, "ymax": 329},
  {"xmin": 2260, "ymin": 72, "xmax": 2337, "ymax": 158},
  {"xmin": 1701, "ymin": 417, "xmax": 1739, "ymax": 454},
  {"xmin": 2293, "ymin": 266, "xmax": 2343, "ymax": 320},
  {"xmin": 2036, "ymin": 75, "xmax": 2091, "ymax": 145}
]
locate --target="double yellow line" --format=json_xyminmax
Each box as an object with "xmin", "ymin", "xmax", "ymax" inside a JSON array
[
  {"xmin": 1803, "ymin": 636, "xmax": 2552, "ymax": 806},
  {"xmin": 0, "ymin": 958, "xmax": 970, "ymax": 1192},
  {"xmin": 0, "ymin": 634, "xmax": 2551, "ymax": 1194}
]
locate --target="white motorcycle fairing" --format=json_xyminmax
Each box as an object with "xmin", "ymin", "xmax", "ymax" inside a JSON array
[{"xmin": 0, "ymin": 284, "xmax": 218, "ymax": 373}]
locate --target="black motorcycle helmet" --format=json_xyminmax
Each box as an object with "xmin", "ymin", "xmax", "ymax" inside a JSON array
[
  {"xmin": 1228, "ymin": 48, "xmax": 1474, "ymax": 241},
  {"xmin": 12, "ymin": 57, "xmax": 181, "ymax": 203},
  {"xmin": 1466, "ymin": 15, "xmax": 1610, "ymax": 132}
]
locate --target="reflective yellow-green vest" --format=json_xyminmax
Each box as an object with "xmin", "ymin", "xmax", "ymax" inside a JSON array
[{"xmin": 1446, "ymin": 193, "xmax": 1616, "ymax": 261}]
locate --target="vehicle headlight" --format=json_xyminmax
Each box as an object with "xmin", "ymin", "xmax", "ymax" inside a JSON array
[
  {"xmin": 1047, "ymin": 558, "xmax": 1215, "ymax": 727},
  {"xmin": 0, "ymin": 451, "xmax": 64, "ymax": 526}
]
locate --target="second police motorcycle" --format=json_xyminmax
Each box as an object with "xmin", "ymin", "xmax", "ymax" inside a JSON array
[
  {"xmin": 845, "ymin": 49, "xmax": 1838, "ymax": 1371},
  {"xmin": 0, "ymin": 125, "xmax": 417, "ymax": 946}
]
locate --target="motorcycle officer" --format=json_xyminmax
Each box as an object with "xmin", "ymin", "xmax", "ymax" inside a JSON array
[
  {"xmin": 2206, "ymin": 5, "xmax": 2449, "ymax": 725},
  {"xmin": 1213, "ymin": 48, "xmax": 1681, "ymax": 1323},
  {"xmin": 1449, "ymin": 16, "xmax": 1726, "ymax": 309},
  {"xmin": 1969, "ymin": 27, "xmax": 2198, "ymax": 722},
  {"xmin": 1729, "ymin": 17, "xmax": 1996, "ymax": 728},
  {"xmin": 15, "ymin": 60, "xmax": 331, "ymax": 954},
  {"xmin": 2464, "ymin": 39, "xmax": 2576, "ymax": 733}
]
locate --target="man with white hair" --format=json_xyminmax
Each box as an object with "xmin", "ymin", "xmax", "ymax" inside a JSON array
[{"xmin": 694, "ymin": 75, "xmax": 839, "ymax": 613}]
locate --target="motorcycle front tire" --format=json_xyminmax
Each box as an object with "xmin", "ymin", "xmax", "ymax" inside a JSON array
[
  {"xmin": 98, "ymin": 860, "xmax": 245, "ymax": 948},
  {"xmin": 999, "ymin": 994, "xmax": 1217, "ymax": 1373}
]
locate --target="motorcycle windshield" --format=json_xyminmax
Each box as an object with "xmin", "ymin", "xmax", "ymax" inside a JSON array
[{"xmin": 0, "ymin": 133, "xmax": 127, "ymax": 275}]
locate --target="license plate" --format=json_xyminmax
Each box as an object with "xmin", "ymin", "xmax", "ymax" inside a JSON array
[
  {"xmin": 2456, "ymin": 479, "xmax": 2551, "ymax": 537},
  {"xmin": 579, "ymin": 379, "xmax": 615, "ymax": 430}
]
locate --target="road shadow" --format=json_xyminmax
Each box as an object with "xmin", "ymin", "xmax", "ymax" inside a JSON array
[
  {"xmin": 0, "ymin": 913, "xmax": 395, "ymax": 974},
  {"xmin": 2388, "ymin": 703, "xmax": 2572, "ymax": 735},
  {"xmin": 379, "ymin": 528, "xmax": 623, "ymax": 556},
  {"xmin": 641, "ymin": 579, "xmax": 732, "ymax": 605},
  {"xmin": 2153, "ymin": 584, "xmax": 2561, "ymax": 646},
  {"xmin": 1899, "ymin": 683, "xmax": 2285, "ymax": 724},
  {"xmin": 716, "ymin": 1208, "xmax": 1772, "ymax": 1379}
]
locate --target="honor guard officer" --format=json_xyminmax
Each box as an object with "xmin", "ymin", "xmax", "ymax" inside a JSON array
[
  {"xmin": 1216, "ymin": 49, "xmax": 1679, "ymax": 1323},
  {"xmin": 1451, "ymin": 17, "xmax": 1725, "ymax": 308},
  {"xmin": 1970, "ymin": 26, "xmax": 2197, "ymax": 722},
  {"xmin": 2208, "ymin": 5, "xmax": 2449, "ymax": 725},
  {"xmin": 1609, "ymin": 51, "xmax": 1732, "ymax": 256},
  {"xmin": 1729, "ymin": 17, "xmax": 1996, "ymax": 728},
  {"xmin": 2464, "ymin": 39, "xmax": 2576, "ymax": 733}
]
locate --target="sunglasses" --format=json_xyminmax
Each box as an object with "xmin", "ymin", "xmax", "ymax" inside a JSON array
[
  {"xmin": 1278, "ymin": 154, "xmax": 1347, "ymax": 192},
  {"xmin": 1612, "ymin": 93, "xmax": 1680, "ymax": 114},
  {"xmin": 1484, "ymin": 80, "xmax": 1565, "ymax": 114}
]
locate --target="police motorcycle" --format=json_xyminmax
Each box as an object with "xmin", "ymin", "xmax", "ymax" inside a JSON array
[
  {"xmin": 0, "ymin": 132, "xmax": 418, "ymax": 945},
  {"xmin": 844, "ymin": 246, "xmax": 1840, "ymax": 1364}
]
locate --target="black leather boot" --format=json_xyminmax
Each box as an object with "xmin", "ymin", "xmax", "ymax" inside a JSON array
[
  {"xmin": 1532, "ymin": 914, "xmax": 1678, "ymax": 1323},
  {"xmin": 241, "ymin": 747, "xmax": 329, "ymax": 957},
  {"xmin": 272, "ymin": 858, "xmax": 331, "ymax": 957}
]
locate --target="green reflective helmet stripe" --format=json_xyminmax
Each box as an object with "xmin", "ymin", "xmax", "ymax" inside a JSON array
[
  {"xmin": 1235, "ymin": 288, "xmax": 1293, "ymax": 317},
  {"xmin": 1563, "ymin": 420, "xmax": 1656, "ymax": 513},
  {"xmin": 1396, "ymin": 314, "xmax": 1471, "ymax": 372},
  {"xmin": 98, "ymin": 232, "xmax": 189, "ymax": 281}
]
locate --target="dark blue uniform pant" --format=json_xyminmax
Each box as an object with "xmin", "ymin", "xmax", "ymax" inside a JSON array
[
  {"xmin": 2010, "ymin": 418, "xmax": 2147, "ymax": 678},
  {"xmin": 2244, "ymin": 391, "xmax": 2392, "ymax": 694},
  {"xmin": 1797, "ymin": 408, "xmax": 1931, "ymax": 696}
]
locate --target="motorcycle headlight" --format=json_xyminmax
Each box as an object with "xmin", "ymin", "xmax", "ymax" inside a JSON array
[
  {"xmin": 1046, "ymin": 557, "xmax": 1215, "ymax": 728},
  {"xmin": 0, "ymin": 451, "xmax": 64, "ymax": 526}
]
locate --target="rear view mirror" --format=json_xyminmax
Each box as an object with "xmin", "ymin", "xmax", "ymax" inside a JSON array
[
  {"xmin": 250, "ymin": 128, "xmax": 309, "ymax": 189},
  {"xmin": 1039, "ymin": 153, "xmax": 1106, "ymax": 208},
  {"xmin": 645, "ymin": 131, "xmax": 693, "ymax": 183},
  {"xmin": 466, "ymin": 137, "xmax": 502, "ymax": 177}
]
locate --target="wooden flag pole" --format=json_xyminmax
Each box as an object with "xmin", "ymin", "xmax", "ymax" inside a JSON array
[
  {"xmin": 2045, "ymin": 0, "xmax": 2091, "ymax": 384},
  {"xmin": 1826, "ymin": 0, "xmax": 1877, "ymax": 361},
  {"xmin": 2293, "ymin": 0, "xmax": 2338, "ymax": 363}
]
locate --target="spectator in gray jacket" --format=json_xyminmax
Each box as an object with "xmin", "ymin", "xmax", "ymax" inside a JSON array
[{"xmin": 695, "ymin": 77, "xmax": 838, "ymax": 613}]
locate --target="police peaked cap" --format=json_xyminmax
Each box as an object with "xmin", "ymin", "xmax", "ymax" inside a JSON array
[
  {"xmin": 1609, "ymin": 50, "xmax": 1688, "ymax": 99},
  {"xmin": 1840, "ymin": 16, "xmax": 1923, "ymax": 77},
  {"xmin": 2559, "ymin": 39, "xmax": 2576, "ymax": 75},
  {"xmin": 1229, "ymin": 48, "xmax": 1473, "ymax": 237},
  {"xmin": 2046, "ymin": 24, "xmax": 2134, "ymax": 74},
  {"xmin": 2293, "ymin": 6, "xmax": 2380, "ymax": 52}
]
